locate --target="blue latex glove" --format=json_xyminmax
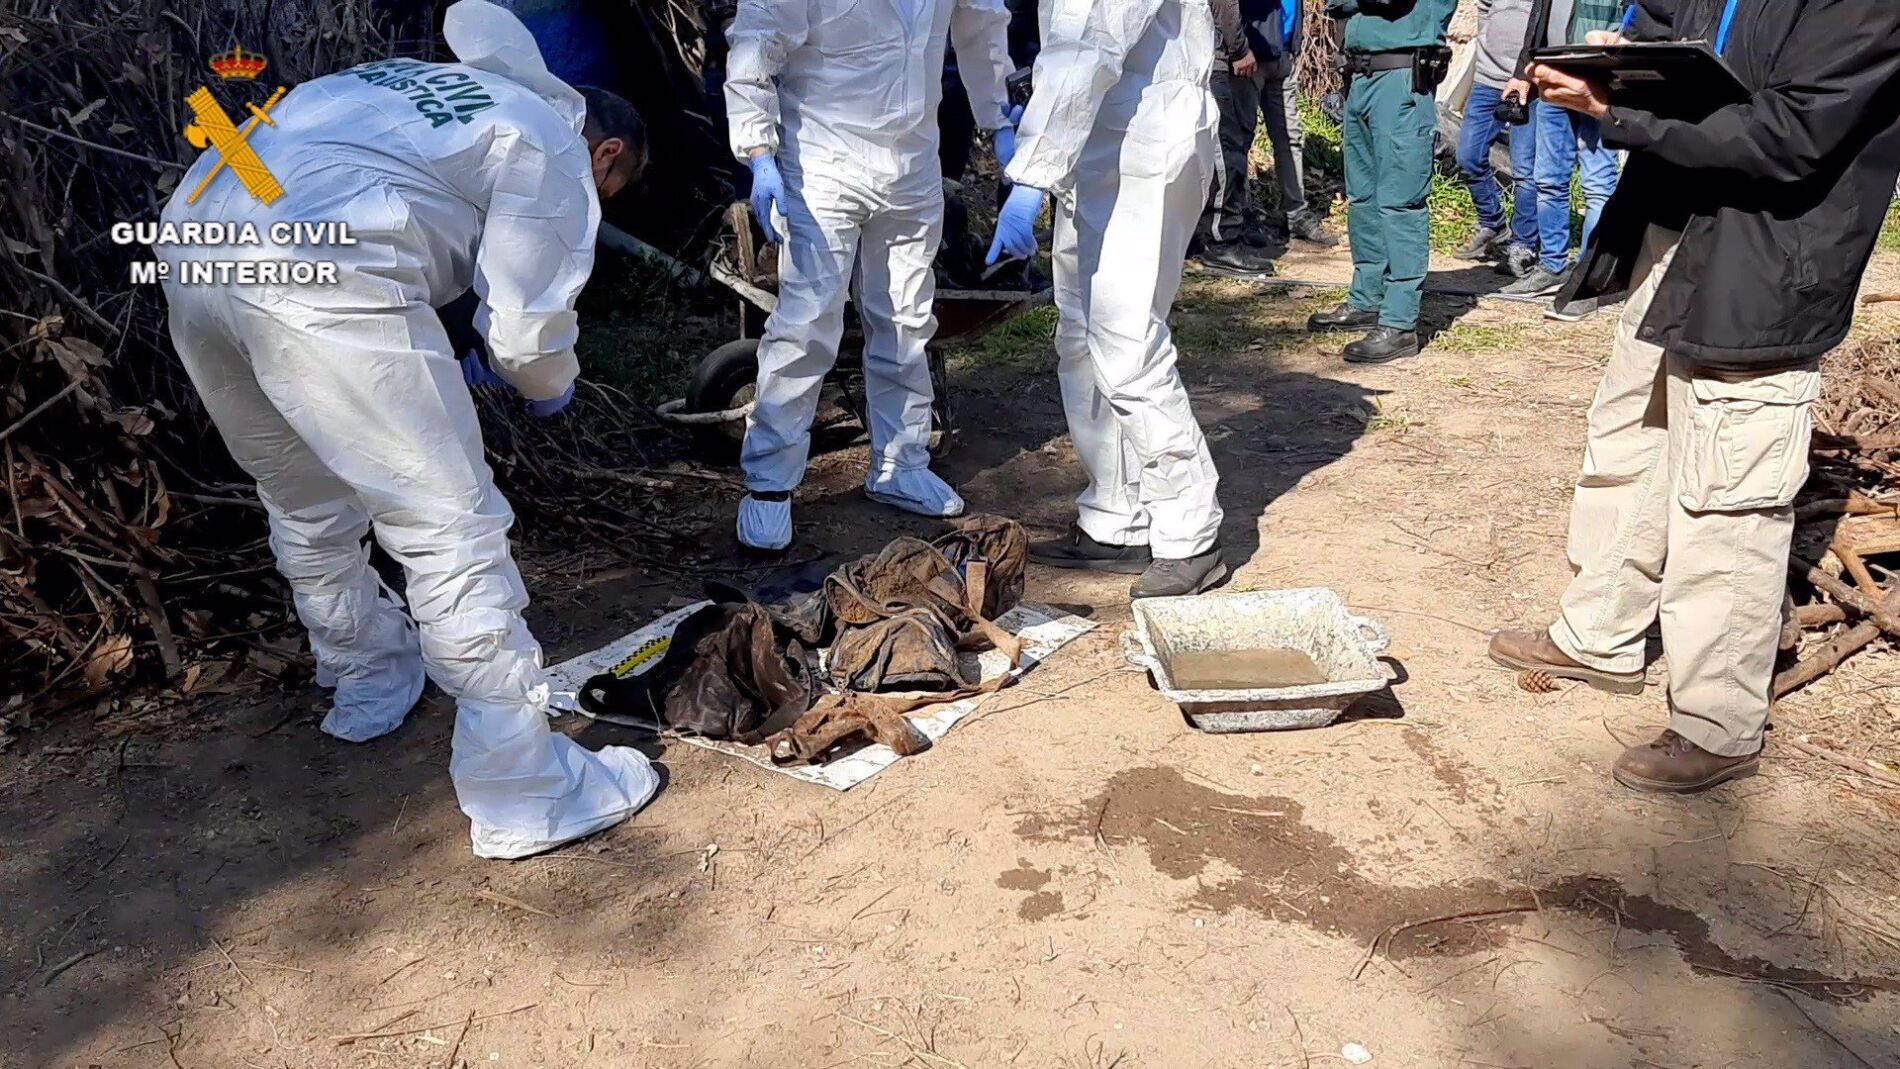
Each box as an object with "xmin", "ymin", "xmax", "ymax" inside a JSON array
[
  {"xmin": 524, "ymin": 383, "xmax": 575, "ymax": 420},
  {"xmin": 748, "ymin": 153, "xmax": 786, "ymax": 243},
  {"xmin": 993, "ymin": 124, "xmax": 1016, "ymax": 170},
  {"xmin": 986, "ymin": 183, "xmax": 1045, "ymax": 265},
  {"xmin": 460, "ymin": 350, "xmax": 506, "ymax": 390}
]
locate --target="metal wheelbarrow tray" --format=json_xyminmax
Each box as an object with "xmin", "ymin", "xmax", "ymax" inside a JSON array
[{"xmin": 1121, "ymin": 588, "xmax": 1392, "ymax": 733}]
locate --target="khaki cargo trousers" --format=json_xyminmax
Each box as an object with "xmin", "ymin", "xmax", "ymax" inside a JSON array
[{"xmin": 1548, "ymin": 226, "xmax": 1821, "ymax": 757}]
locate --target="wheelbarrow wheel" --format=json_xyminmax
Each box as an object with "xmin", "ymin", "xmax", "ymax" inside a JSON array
[{"xmin": 684, "ymin": 338, "xmax": 761, "ymax": 461}]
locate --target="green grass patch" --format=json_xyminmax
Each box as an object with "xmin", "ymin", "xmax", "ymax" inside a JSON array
[
  {"xmin": 1365, "ymin": 400, "xmax": 1423, "ymax": 435},
  {"xmin": 1428, "ymin": 173, "xmax": 1479, "ymax": 254},
  {"xmin": 1879, "ymin": 199, "xmax": 1900, "ymax": 254},
  {"xmin": 948, "ymin": 302, "xmax": 1059, "ymax": 370},
  {"xmin": 1432, "ymin": 321, "xmax": 1527, "ymax": 355}
]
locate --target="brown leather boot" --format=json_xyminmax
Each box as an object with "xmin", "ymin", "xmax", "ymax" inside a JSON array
[
  {"xmin": 1487, "ymin": 630, "xmax": 1645, "ymax": 694},
  {"xmin": 1612, "ymin": 730, "xmax": 1760, "ymax": 793}
]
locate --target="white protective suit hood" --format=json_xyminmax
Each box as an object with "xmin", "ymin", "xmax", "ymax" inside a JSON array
[
  {"xmin": 444, "ymin": 0, "xmax": 587, "ymax": 134},
  {"xmin": 162, "ymin": 0, "xmax": 600, "ymax": 404}
]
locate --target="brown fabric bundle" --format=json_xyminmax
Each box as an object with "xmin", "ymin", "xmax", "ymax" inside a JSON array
[
  {"xmin": 930, "ymin": 514, "xmax": 1028, "ymax": 621},
  {"xmin": 822, "ymin": 516, "xmax": 1028, "ymax": 666},
  {"xmin": 586, "ymin": 517, "xmax": 1030, "ymax": 765},
  {"xmin": 577, "ymin": 601, "xmax": 811, "ymax": 742},
  {"xmin": 827, "ymin": 606, "xmax": 979, "ymax": 693},
  {"xmin": 767, "ymin": 674, "xmax": 1009, "ymax": 765}
]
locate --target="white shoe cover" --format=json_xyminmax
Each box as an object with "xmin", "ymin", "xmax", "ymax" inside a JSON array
[
  {"xmin": 315, "ymin": 590, "xmax": 427, "ymax": 743},
  {"xmin": 465, "ymin": 733, "xmax": 660, "ymax": 860},
  {"xmin": 738, "ymin": 494, "xmax": 793, "ymax": 550},
  {"xmin": 865, "ymin": 467, "xmax": 966, "ymax": 518},
  {"xmin": 320, "ymin": 654, "xmax": 427, "ymax": 743}
]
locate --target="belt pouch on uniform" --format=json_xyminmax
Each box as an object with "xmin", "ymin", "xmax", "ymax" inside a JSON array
[{"xmin": 1413, "ymin": 46, "xmax": 1452, "ymax": 95}]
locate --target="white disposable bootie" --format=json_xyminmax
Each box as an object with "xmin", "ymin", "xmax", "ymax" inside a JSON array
[
  {"xmin": 313, "ymin": 587, "xmax": 426, "ymax": 743},
  {"xmin": 865, "ymin": 467, "xmax": 966, "ymax": 518},
  {"xmin": 737, "ymin": 492, "xmax": 793, "ymax": 550},
  {"xmin": 321, "ymin": 653, "xmax": 427, "ymax": 742}
]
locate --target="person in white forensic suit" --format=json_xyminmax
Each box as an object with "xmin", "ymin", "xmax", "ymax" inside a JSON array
[
  {"xmin": 159, "ymin": 0, "xmax": 659, "ymax": 859},
  {"xmin": 988, "ymin": 0, "xmax": 1229, "ymax": 598},
  {"xmin": 723, "ymin": 0, "xmax": 1016, "ymax": 551}
]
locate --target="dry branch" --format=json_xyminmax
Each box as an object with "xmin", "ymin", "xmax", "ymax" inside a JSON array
[{"xmin": 1780, "ymin": 338, "xmax": 1900, "ymax": 696}]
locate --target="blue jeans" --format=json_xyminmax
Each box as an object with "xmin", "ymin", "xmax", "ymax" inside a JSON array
[
  {"xmin": 1533, "ymin": 100, "xmax": 1620, "ymax": 273},
  {"xmin": 1456, "ymin": 83, "xmax": 1538, "ymax": 252}
]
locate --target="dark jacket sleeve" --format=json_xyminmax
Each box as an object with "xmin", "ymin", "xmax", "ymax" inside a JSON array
[
  {"xmin": 1603, "ymin": 0, "xmax": 1900, "ymax": 182},
  {"xmin": 1624, "ymin": 0, "xmax": 1674, "ymax": 40},
  {"xmin": 1210, "ymin": 0, "xmax": 1249, "ymax": 62},
  {"xmin": 1513, "ymin": 0, "xmax": 1552, "ymax": 79}
]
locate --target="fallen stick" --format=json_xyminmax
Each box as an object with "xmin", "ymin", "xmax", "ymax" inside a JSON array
[
  {"xmin": 444, "ymin": 1008, "xmax": 475, "ymax": 1069},
  {"xmin": 0, "ymin": 380, "xmax": 82, "ymax": 445},
  {"xmin": 1793, "ymin": 603, "xmax": 1848, "ymax": 627},
  {"xmin": 41, "ymin": 948, "xmax": 95, "ymax": 986},
  {"xmin": 1349, "ymin": 905, "xmax": 1540, "ymax": 981},
  {"xmin": 1776, "ymin": 989, "xmax": 1882, "ymax": 1069},
  {"xmin": 1778, "ymin": 562, "xmax": 1900, "ymax": 697},
  {"xmin": 1790, "ymin": 558, "xmax": 1900, "ymax": 637},
  {"xmin": 472, "ymin": 889, "xmax": 556, "ymax": 918},
  {"xmin": 1784, "ymin": 736, "xmax": 1900, "ymax": 790},
  {"xmin": 1780, "ymin": 592, "xmax": 1803, "ymax": 651},
  {"xmin": 1813, "ymin": 435, "xmax": 1900, "ymax": 454},
  {"xmin": 332, "ymin": 1003, "xmax": 536, "ymax": 1045},
  {"xmin": 1775, "ymin": 621, "xmax": 1880, "ymax": 697},
  {"xmin": 134, "ymin": 576, "xmax": 184, "ymax": 679},
  {"xmin": 1831, "ymin": 539, "xmax": 1884, "ymax": 599}
]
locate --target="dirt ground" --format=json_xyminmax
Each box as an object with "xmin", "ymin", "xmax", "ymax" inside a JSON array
[{"xmin": 7, "ymin": 246, "xmax": 1900, "ymax": 1069}]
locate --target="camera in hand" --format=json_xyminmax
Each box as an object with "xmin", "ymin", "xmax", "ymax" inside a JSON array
[
  {"xmin": 1493, "ymin": 92, "xmax": 1530, "ymax": 125},
  {"xmin": 1006, "ymin": 67, "xmax": 1033, "ymax": 110}
]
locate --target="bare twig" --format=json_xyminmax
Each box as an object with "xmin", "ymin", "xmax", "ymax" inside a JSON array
[
  {"xmin": 4, "ymin": 115, "xmax": 188, "ymax": 171},
  {"xmin": 0, "ymin": 379, "xmax": 81, "ymax": 444},
  {"xmin": 1775, "ymin": 989, "xmax": 1880, "ymax": 1069},
  {"xmin": 1782, "ymin": 735, "xmax": 1900, "ymax": 790},
  {"xmin": 1350, "ymin": 906, "xmax": 1541, "ymax": 981},
  {"xmin": 473, "ymin": 888, "xmax": 557, "ymax": 918},
  {"xmin": 444, "ymin": 1008, "xmax": 476, "ymax": 1069},
  {"xmin": 332, "ymin": 1003, "xmax": 536, "ymax": 1045}
]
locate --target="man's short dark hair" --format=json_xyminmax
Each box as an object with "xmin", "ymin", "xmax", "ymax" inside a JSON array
[{"xmin": 577, "ymin": 86, "xmax": 647, "ymax": 171}]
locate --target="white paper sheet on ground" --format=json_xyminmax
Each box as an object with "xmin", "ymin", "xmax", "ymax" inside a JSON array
[{"xmin": 545, "ymin": 602, "xmax": 1094, "ymax": 790}]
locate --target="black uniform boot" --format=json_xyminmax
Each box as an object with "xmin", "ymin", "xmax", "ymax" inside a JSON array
[
  {"xmin": 1342, "ymin": 326, "xmax": 1420, "ymax": 364},
  {"xmin": 1029, "ymin": 526, "xmax": 1153, "ymax": 574},
  {"xmin": 1193, "ymin": 242, "xmax": 1276, "ymax": 281},
  {"xmin": 1306, "ymin": 303, "xmax": 1379, "ymax": 333}
]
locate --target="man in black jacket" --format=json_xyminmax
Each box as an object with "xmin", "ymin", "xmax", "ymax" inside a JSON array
[
  {"xmin": 1488, "ymin": 0, "xmax": 1900, "ymax": 792},
  {"xmin": 1195, "ymin": 0, "xmax": 1335, "ymax": 280}
]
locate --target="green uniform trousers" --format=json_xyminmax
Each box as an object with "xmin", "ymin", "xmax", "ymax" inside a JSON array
[{"xmin": 1343, "ymin": 67, "xmax": 1436, "ymax": 331}]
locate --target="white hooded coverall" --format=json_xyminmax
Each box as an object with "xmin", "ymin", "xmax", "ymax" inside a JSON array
[
  {"xmin": 159, "ymin": 0, "xmax": 657, "ymax": 859},
  {"xmin": 1005, "ymin": 0, "xmax": 1225, "ymax": 558},
  {"xmin": 724, "ymin": 0, "xmax": 1013, "ymax": 515}
]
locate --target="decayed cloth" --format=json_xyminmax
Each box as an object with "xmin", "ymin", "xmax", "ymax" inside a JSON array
[{"xmin": 579, "ymin": 516, "xmax": 1030, "ymax": 765}]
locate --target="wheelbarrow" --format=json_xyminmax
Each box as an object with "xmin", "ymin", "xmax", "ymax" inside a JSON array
[{"xmin": 659, "ymin": 202, "xmax": 1052, "ymax": 460}]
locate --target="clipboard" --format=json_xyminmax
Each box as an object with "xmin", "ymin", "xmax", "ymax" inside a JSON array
[{"xmin": 1530, "ymin": 41, "xmax": 1749, "ymax": 122}]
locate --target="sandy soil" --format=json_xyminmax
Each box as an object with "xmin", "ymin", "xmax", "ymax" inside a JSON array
[{"xmin": 6, "ymin": 249, "xmax": 1900, "ymax": 1069}]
